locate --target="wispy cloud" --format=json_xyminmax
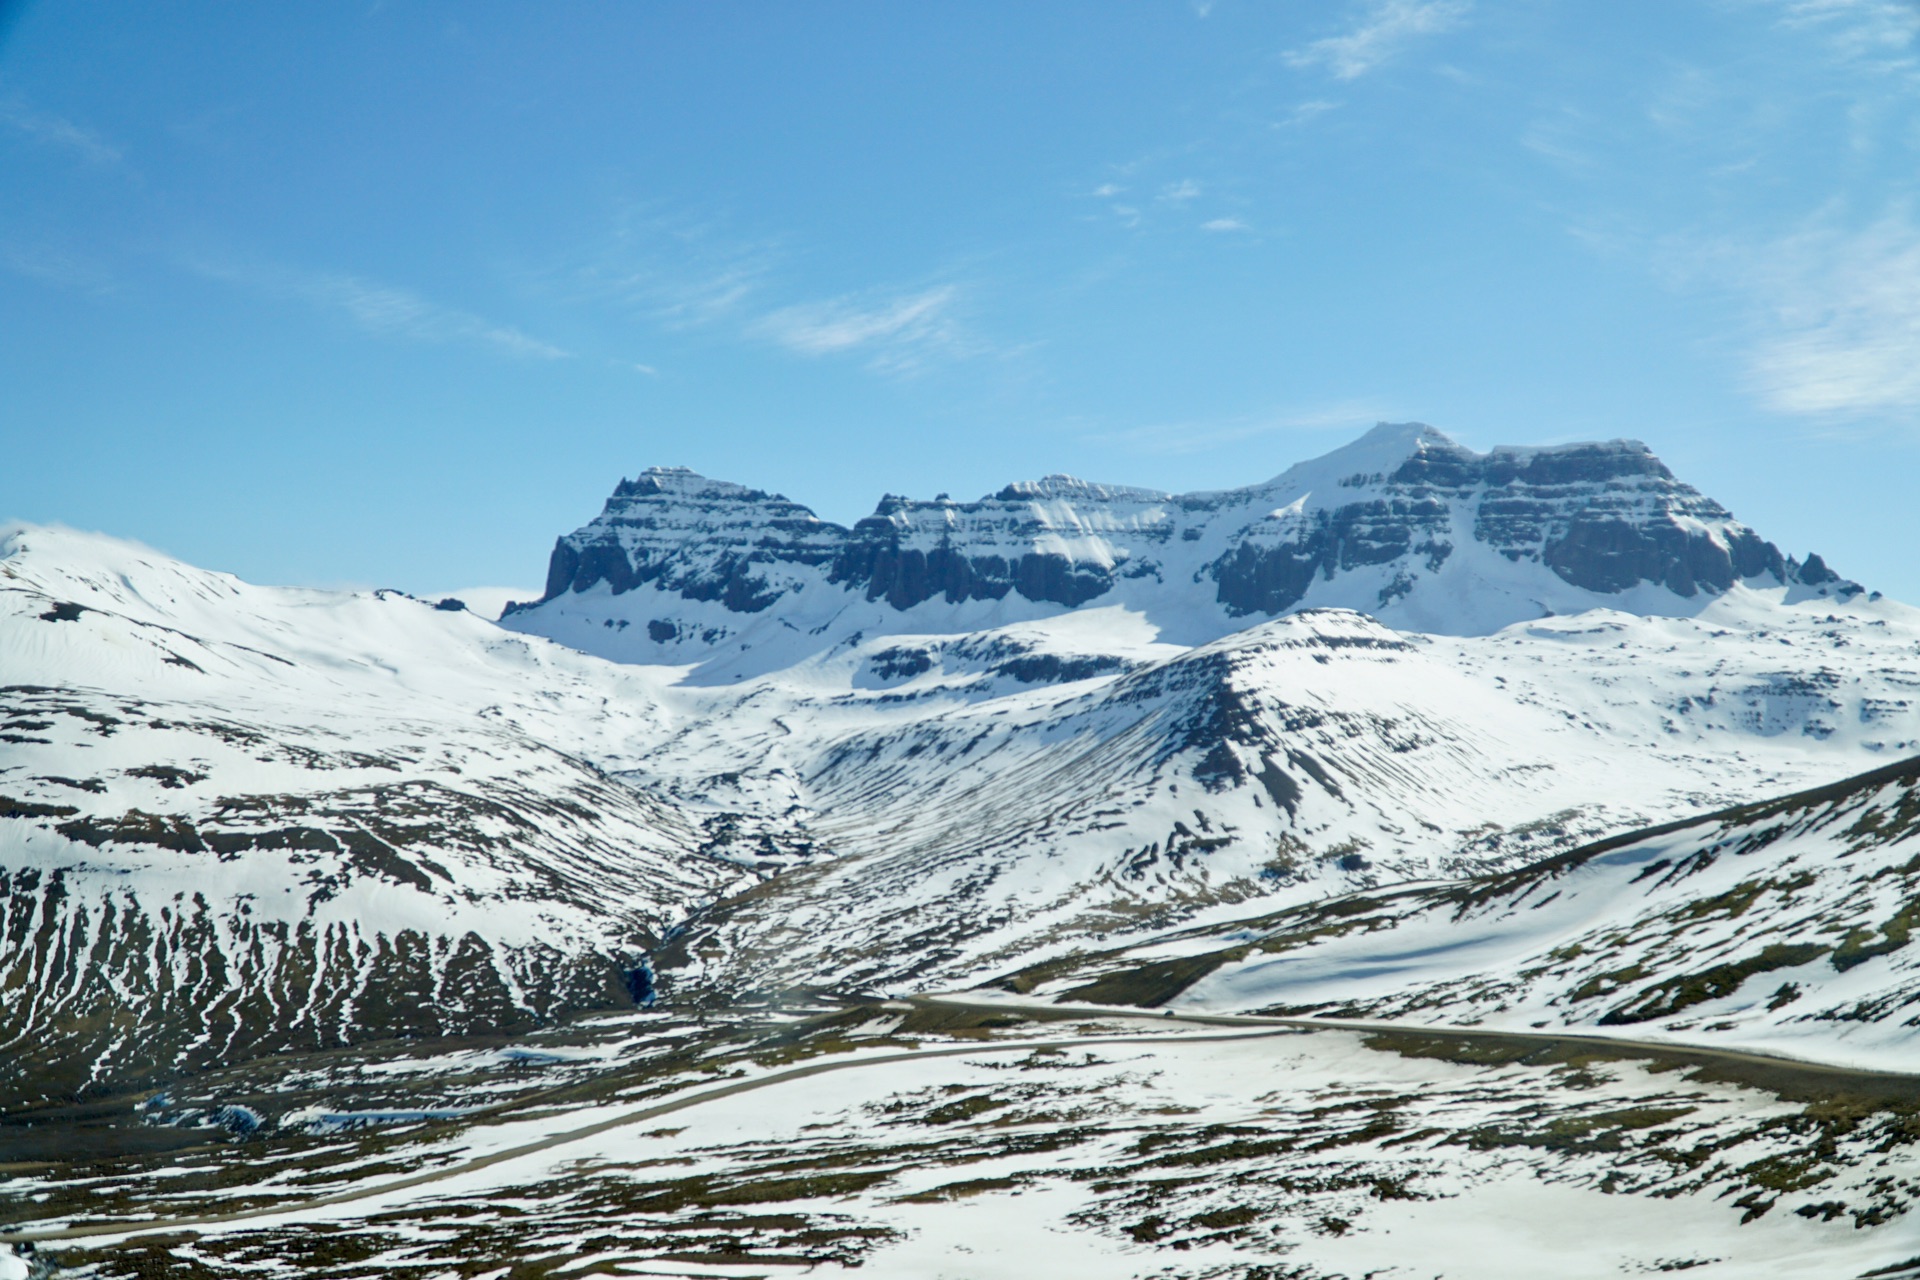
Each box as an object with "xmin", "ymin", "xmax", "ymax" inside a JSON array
[
  {"xmin": 754, "ymin": 284, "xmax": 971, "ymax": 375},
  {"xmin": 1083, "ymin": 180, "xmax": 1142, "ymax": 227},
  {"xmin": 647, "ymin": 264, "xmax": 764, "ymax": 328},
  {"xmin": 1274, "ymin": 99, "xmax": 1339, "ymax": 129},
  {"xmin": 0, "ymin": 242, "xmax": 114, "ymax": 293},
  {"xmin": 1093, "ymin": 403, "xmax": 1394, "ymax": 455},
  {"xmin": 555, "ymin": 205, "xmax": 1003, "ymax": 378},
  {"xmin": 0, "ymin": 94, "xmax": 122, "ymax": 165},
  {"xmin": 1730, "ymin": 209, "xmax": 1920, "ymax": 416},
  {"xmin": 1284, "ymin": 0, "xmax": 1470, "ymax": 81},
  {"xmin": 1769, "ymin": 0, "xmax": 1920, "ymax": 72},
  {"xmin": 563, "ymin": 206, "xmax": 778, "ymax": 329},
  {"xmin": 1520, "ymin": 109, "xmax": 1601, "ymax": 175},
  {"xmin": 186, "ymin": 255, "xmax": 571, "ymax": 360},
  {"xmin": 1161, "ymin": 179, "xmax": 1203, "ymax": 203},
  {"xmin": 1201, "ymin": 217, "xmax": 1251, "ymax": 233}
]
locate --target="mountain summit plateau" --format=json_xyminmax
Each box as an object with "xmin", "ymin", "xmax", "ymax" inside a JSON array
[{"xmin": 504, "ymin": 423, "xmax": 1854, "ymax": 671}]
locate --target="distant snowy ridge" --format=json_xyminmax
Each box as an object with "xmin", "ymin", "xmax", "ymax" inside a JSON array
[{"xmin": 503, "ymin": 423, "xmax": 1858, "ymax": 671}]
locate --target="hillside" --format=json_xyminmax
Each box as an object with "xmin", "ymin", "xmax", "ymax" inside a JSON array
[
  {"xmin": 0, "ymin": 525, "xmax": 747, "ymax": 1106},
  {"xmin": 993, "ymin": 753, "xmax": 1920, "ymax": 1073}
]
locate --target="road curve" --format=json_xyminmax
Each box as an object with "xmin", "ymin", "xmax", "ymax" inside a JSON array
[
  {"xmin": 0, "ymin": 1025, "xmax": 1294, "ymax": 1248},
  {"xmin": 908, "ymin": 993, "xmax": 1920, "ymax": 1083},
  {"xmin": 12, "ymin": 995, "xmax": 1916, "ymax": 1250}
]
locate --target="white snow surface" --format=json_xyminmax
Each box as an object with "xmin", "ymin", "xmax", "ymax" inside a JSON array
[
  {"xmin": 6, "ymin": 502, "xmax": 1920, "ymax": 1076},
  {"xmin": 609, "ymin": 585, "xmax": 1920, "ymax": 995},
  {"xmin": 0, "ymin": 524, "xmax": 752, "ymax": 1087},
  {"xmin": 100, "ymin": 1029, "xmax": 1920, "ymax": 1278},
  {"xmin": 11, "ymin": 488, "xmax": 1920, "ymax": 1275},
  {"xmin": 1157, "ymin": 755, "xmax": 1920, "ymax": 1072}
]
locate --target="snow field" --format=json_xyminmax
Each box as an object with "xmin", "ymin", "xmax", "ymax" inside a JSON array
[{"xmin": 46, "ymin": 1024, "xmax": 1920, "ymax": 1278}]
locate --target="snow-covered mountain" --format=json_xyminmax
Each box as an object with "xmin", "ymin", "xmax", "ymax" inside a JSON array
[
  {"xmin": 4, "ymin": 423, "xmax": 1915, "ymax": 1107},
  {"xmin": 482, "ymin": 422, "xmax": 1908, "ymax": 995},
  {"xmin": 637, "ymin": 592, "xmax": 1920, "ymax": 997},
  {"xmin": 502, "ymin": 422, "xmax": 1858, "ymax": 673},
  {"xmin": 0, "ymin": 525, "xmax": 750, "ymax": 1106}
]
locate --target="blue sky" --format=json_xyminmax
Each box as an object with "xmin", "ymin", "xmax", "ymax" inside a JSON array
[{"xmin": 3, "ymin": 1, "xmax": 1918, "ymax": 600}]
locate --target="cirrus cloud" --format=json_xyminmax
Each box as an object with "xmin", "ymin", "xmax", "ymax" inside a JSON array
[
  {"xmin": 1738, "ymin": 209, "xmax": 1920, "ymax": 416},
  {"xmin": 753, "ymin": 284, "xmax": 976, "ymax": 375},
  {"xmin": 1284, "ymin": 0, "xmax": 1471, "ymax": 81},
  {"xmin": 184, "ymin": 254, "xmax": 572, "ymax": 361},
  {"xmin": 0, "ymin": 93, "xmax": 122, "ymax": 165}
]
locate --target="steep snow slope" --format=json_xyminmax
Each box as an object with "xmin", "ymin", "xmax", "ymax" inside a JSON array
[
  {"xmin": 990, "ymin": 753, "xmax": 1920, "ymax": 1073},
  {"xmin": 502, "ymin": 423, "xmax": 1860, "ymax": 673},
  {"xmin": 0, "ymin": 525, "xmax": 749, "ymax": 1105}
]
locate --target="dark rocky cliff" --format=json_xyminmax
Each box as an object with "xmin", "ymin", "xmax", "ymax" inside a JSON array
[
  {"xmin": 1208, "ymin": 436, "xmax": 1794, "ymax": 616},
  {"xmin": 507, "ymin": 425, "xmax": 1853, "ymax": 640}
]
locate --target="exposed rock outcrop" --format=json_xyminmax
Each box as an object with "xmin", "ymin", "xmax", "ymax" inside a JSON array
[{"xmin": 507, "ymin": 424, "xmax": 1856, "ymax": 658}]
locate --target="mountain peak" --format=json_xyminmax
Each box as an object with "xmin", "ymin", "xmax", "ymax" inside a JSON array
[
  {"xmin": 1288, "ymin": 424, "xmax": 1674, "ymax": 485},
  {"xmin": 507, "ymin": 422, "xmax": 1864, "ymax": 661},
  {"xmin": 1486, "ymin": 436, "xmax": 1652, "ymax": 459},
  {"xmin": 613, "ymin": 467, "xmax": 785, "ymax": 505},
  {"xmin": 993, "ymin": 474, "xmax": 1172, "ymax": 504},
  {"xmin": 1359, "ymin": 419, "xmax": 1457, "ymax": 450},
  {"xmin": 1263, "ymin": 421, "xmax": 1469, "ymax": 489}
]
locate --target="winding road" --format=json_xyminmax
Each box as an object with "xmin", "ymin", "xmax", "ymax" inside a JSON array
[{"xmin": 7, "ymin": 994, "xmax": 1914, "ymax": 1250}]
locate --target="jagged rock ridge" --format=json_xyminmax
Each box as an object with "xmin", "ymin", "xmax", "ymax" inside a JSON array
[{"xmin": 507, "ymin": 424, "xmax": 1855, "ymax": 665}]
